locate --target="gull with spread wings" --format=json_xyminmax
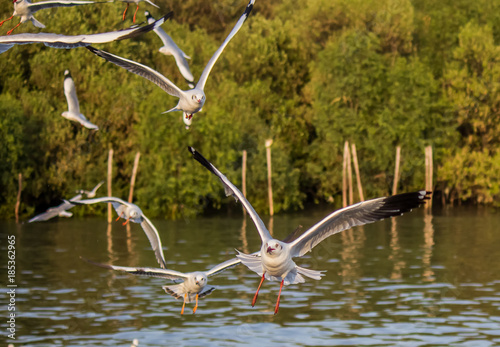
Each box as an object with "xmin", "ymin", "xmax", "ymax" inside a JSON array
[
  {"xmin": 71, "ymin": 196, "xmax": 167, "ymax": 269},
  {"xmin": 0, "ymin": 0, "xmax": 104, "ymax": 35},
  {"xmin": 28, "ymin": 181, "xmax": 103, "ymax": 223},
  {"xmin": 86, "ymin": 0, "xmax": 255, "ymax": 129},
  {"xmin": 188, "ymin": 146, "xmax": 431, "ymax": 314},
  {"xmin": 0, "ymin": 12, "xmax": 171, "ymax": 54},
  {"xmin": 81, "ymin": 256, "xmax": 241, "ymax": 314}
]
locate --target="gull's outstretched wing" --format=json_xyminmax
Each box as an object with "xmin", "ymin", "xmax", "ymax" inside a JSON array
[
  {"xmin": 63, "ymin": 70, "xmax": 80, "ymax": 113},
  {"xmin": 196, "ymin": 0, "xmax": 254, "ymax": 91},
  {"xmin": 188, "ymin": 146, "xmax": 272, "ymax": 243},
  {"xmin": 87, "ymin": 46, "xmax": 184, "ymax": 98},
  {"xmin": 289, "ymin": 191, "xmax": 431, "ymax": 257},
  {"xmin": 28, "ymin": 0, "xmax": 97, "ymax": 14},
  {"xmin": 76, "ymin": 115, "xmax": 99, "ymax": 130},
  {"xmin": 206, "ymin": 257, "xmax": 241, "ymax": 277},
  {"xmin": 80, "ymin": 257, "xmax": 187, "ymax": 280},
  {"xmin": 140, "ymin": 215, "xmax": 167, "ymax": 269},
  {"xmin": 28, "ymin": 193, "xmax": 82, "ymax": 222},
  {"xmin": 0, "ymin": 12, "xmax": 172, "ymax": 53},
  {"xmin": 71, "ymin": 196, "xmax": 128, "ymax": 206}
]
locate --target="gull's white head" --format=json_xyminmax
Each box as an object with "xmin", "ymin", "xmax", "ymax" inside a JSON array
[
  {"xmin": 194, "ymin": 273, "xmax": 207, "ymax": 288},
  {"xmin": 128, "ymin": 206, "xmax": 142, "ymax": 220},
  {"xmin": 191, "ymin": 93, "xmax": 205, "ymax": 105},
  {"xmin": 265, "ymin": 240, "xmax": 283, "ymax": 256}
]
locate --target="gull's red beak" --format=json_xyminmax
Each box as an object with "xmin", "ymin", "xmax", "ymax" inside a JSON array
[{"xmin": 267, "ymin": 246, "xmax": 275, "ymax": 253}]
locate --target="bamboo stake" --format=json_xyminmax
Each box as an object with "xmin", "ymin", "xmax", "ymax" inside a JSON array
[
  {"xmin": 393, "ymin": 146, "xmax": 401, "ymax": 195},
  {"xmin": 242, "ymin": 150, "xmax": 247, "ymax": 216},
  {"xmin": 107, "ymin": 148, "xmax": 113, "ymax": 223},
  {"xmin": 128, "ymin": 152, "xmax": 141, "ymax": 203},
  {"xmin": 342, "ymin": 141, "xmax": 348, "ymax": 207},
  {"xmin": 425, "ymin": 146, "xmax": 433, "ymax": 209},
  {"xmin": 351, "ymin": 143, "xmax": 364, "ymax": 202},
  {"xmin": 265, "ymin": 139, "xmax": 274, "ymax": 216},
  {"xmin": 15, "ymin": 173, "xmax": 22, "ymax": 223},
  {"xmin": 347, "ymin": 144, "xmax": 353, "ymax": 205}
]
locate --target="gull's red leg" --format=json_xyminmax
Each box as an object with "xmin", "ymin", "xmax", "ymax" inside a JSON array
[
  {"xmin": 132, "ymin": 4, "xmax": 139, "ymax": 23},
  {"xmin": 122, "ymin": 3, "xmax": 129, "ymax": 21},
  {"xmin": 122, "ymin": 217, "xmax": 130, "ymax": 226},
  {"xmin": 115, "ymin": 212, "xmax": 124, "ymax": 222},
  {"xmin": 274, "ymin": 279, "xmax": 284, "ymax": 315},
  {"xmin": 251, "ymin": 272, "xmax": 266, "ymax": 307},
  {"xmin": 0, "ymin": 15, "xmax": 14, "ymax": 27},
  {"xmin": 192, "ymin": 294, "xmax": 199, "ymax": 314},
  {"xmin": 6, "ymin": 21, "xmax": 20, "ymax": 35},
  {"xmin": 180, "ymin": 293, "xmax": 187, "ymax": 315}
]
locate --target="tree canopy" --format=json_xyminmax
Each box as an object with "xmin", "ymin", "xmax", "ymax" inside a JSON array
[{"xmin": 1, "ymin": 0, "xmax": 499, "ymax": 220}]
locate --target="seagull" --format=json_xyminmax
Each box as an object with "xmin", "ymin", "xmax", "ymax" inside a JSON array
[
  {"xmin": 71, "ymin": 196, "xmax": 167, "ymax": 269},
  {"xmin": 62, "ymin": 70, "xmax": 98, "ymax": 130},
  {"xmin": 0, "ymin": 0, "xmax": 101, "ymax": 35},
  {"xmin": 145, "ymin": 10, "xmax": 194, "ymax": 88},
  {"xmin": 120, "ymin": 0, "xmax": 158, "ymax": 23},
  {"xmin": 81, "ymin": 256, "xmax": 241, "ymax": 314},
  {"xmin": 86, "ymin": 0, "xmax": 255, "ymax": 129},
  {"xmin": 188, "ymin": 146, "xmax": 431, "ymax": 314},
  {"xmin": 0, "ymin": 11, "xmax": 172, "ymax": 54},
  {"xmin": 76, "ymin": 180, "xmax": 104, "ymax": 197},
  {"xmin": 28, "ymin": 181, "xmax": 104, "ymax": 223}
]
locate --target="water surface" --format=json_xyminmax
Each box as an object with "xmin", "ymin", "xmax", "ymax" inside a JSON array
[{"xmin": 1, "ymin": 206, "xmax": 500, "ymax": 346}]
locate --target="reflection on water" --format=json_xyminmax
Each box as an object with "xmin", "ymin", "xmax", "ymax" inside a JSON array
[{"xmin": 1, "ymin": 206, "xmax": 500, "ymax": 346}]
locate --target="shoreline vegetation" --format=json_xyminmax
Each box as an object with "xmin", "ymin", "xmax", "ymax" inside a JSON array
[{"xmin": 1, "ymin": 0, "xmax": 499, "ymax": 220}]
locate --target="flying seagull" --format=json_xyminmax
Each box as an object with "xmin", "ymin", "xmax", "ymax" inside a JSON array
[
  {"xmin": 86, "ymin": 0, "xmax": 255, "ymax": 129},
  {"xmin": 71, "ymin": 196, "xmax": 167, "ymax": 269},
  {"xmin": 120, "ymin": 0, "xmax": 158, "ymax": 23},
  {"xmin": 188, "ymin": 146, "xmax": 431, "ymax": 314},
  {"xmin": 0, "ymin": 0, "xmax": 102, "ymax": 35},
  {"xmin": 81, "ymin": 256, "xmax": 241, "ymax": 314},
  {"xmin": 0, "ymin": 11, "xmax": 172, "ymax": 54},
  {"xmin": 28, "ymin": 181, "xmax": 104, "ymax": 223},
  {"xmin": 62, "ymin": 70, "xmax": 98, "ymax": 130},
  {"xmin": 145, "ymin": 10, "xmax": 194, "ymax": 88}
]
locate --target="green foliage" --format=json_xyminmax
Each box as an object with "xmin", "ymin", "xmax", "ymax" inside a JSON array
[{"xmin": 0, "ymin": 0, "xmax": 499, "ymax": 220}]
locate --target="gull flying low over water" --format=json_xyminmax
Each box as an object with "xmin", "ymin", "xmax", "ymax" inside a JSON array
[
  {"xmin": 28, "ymin": 181, "xmax": 104, "ymax": 223},
  {"xmin": 62, "ymin": 70, "xmax": 98, "ymax": 130},
  {"xmin": 81, "ymin": 256, "xmax": 241, "ymax": 314},
  {"xmin": 71, "ymin": 196, "xmax": 167, "ymax": 269},
  {"xmin": 119, "ymin": 0, "xmax": 158, "ymax": 23},
  {"xmin": 0, "ymin": 0, "xmax": 101, "ymax": 35},
  {"xmin": 188, "ymin": 146, "xmax": 431, "ymax": 314},
  {"xmin": 86, "ymin": 0, "xmax": 255, "ymax": 129},
  {"xmin": 145, "ymin": 10, "xmax": 194, "ymax": 88},
  {"xmin": 0, "ymin": 12, "xmax": 172, "ymax": 54}
]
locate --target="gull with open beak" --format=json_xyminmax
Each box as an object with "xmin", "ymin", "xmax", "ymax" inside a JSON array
[
  {"xmin": 188, "ymin": 146, "xmax": 431, "ymax": 314},
  {"xmin": 86, "ymin": 0, "xmax": 254, "ymax": 129},
  {"xmin": 71, "ymin": 196, "xmax": 167, "ymax": 269},
  {"xmin": 81, "ymin": 256, "xmax": 241, "ymax": 314}
]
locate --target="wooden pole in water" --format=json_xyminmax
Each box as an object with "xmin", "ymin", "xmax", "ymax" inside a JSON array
[
  {"xmin": 351, "ymin": 143, "xmax": 364, "ymax": 202},
  {"xmin": 107, "ymin": 148, "xmax": 113, "ymax": 223},
  {"xmin": 393, "ymin": 146, "xmax": 401, "ymax": 195},
  {"xmin": 242, "ymin": 150, "xmax": 247, "ymax": 216},
  {"xmin": 265, "ymin": 139, "xmax": 274, "ymax": 216},
  {"xmin": 15, "ymin": 173, "xmax": 22, "ymax": 223},
  {"xmin": 347, "ymin": 144, "xmax": 353, "ymax": 205},
  {"xmin": 128, "ymin": 152, "xmax": 141, "ymax": 203},
  {"xmin": 425, "ymin": 146, "xmax": 433, "ymax": 209},
  {"xmin": 342, "ymin": 141, "xmax": 348, "ymax": 207}
]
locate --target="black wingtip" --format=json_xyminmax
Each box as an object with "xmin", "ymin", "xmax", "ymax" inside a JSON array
[
  {"xmin": 79, "ymin": 256, "xmax": 113, "ymax": 270},
  {"xmin": 188, "ymin": 146, "xmax": 216, "ymax": 174}
]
